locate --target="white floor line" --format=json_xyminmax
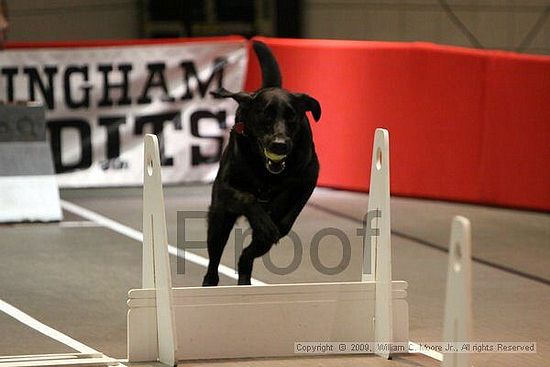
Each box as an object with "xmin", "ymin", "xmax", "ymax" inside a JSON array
[
  {"xmin": 59, "ymin": 221, "xmax": 101, "ymax": 228},
  {"xmin": 60, "ymin": 200, "xmax": 266, "ymax": 286},
  {"xmin": 0, "ymin": 299, "xmax": 98, "ymax": 354},
  {"xmin": 60, "ymin": 199, "xmax": 441, "ymax": 361}
]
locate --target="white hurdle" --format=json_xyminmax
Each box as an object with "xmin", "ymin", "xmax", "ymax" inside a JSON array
[
  {"xmin": 141, "ymin": 134, "xmax": 178, "ymax": 366},
  {"xmin": 127, "ymin": 130, "xmax": 409, "ymax": 364},
  {"xmin": 442, "ymin": 216, "xmax": 473, "ymax": 367},
  {"xmin": 365, "ymin": 128, "xmax": 393, "ymax": 359}
]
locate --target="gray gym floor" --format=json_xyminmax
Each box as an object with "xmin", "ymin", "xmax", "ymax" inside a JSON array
[{"xmin": 0, "ymin": 185, "xmax": 548, "ymax": 366}]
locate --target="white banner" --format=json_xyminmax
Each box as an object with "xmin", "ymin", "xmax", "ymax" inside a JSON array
[{"xmin": 0, "ymin": 38, "xmax": 248, "ymax": 187}]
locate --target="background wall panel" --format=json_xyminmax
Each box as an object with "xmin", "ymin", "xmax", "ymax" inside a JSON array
[{"xmin": 246, "ymin": 37, "xmax": 550, "ymax": 210}]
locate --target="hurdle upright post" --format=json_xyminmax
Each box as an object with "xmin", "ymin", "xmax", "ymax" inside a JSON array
[
  {"xmin": 442, "ymin": 216, "xmax": 472, "ymax": 367},
  {"xmin": 143, "ymin": 134, "xmax": 178, "ymax": 366},
  {"xmin": 364, "ymin": 128, "xmax": 393, "ymax": 359}
]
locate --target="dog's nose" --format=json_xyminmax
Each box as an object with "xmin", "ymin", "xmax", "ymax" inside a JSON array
[{"xmin": 268, "ymin": 138, "xmax": 290, "ymax": 156}]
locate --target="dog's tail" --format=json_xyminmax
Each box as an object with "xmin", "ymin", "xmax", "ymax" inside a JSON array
[{"xmin": 253, "ymin": 40, "xmax": 282, "ymax": 88}]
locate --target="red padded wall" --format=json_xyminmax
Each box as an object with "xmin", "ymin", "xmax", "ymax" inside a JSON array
[
  {"xmin": 480, "ymin": 55, "xmax": 550, "ymax": 210},
  {"xmin": 245, "ymin": 37, "xmax": 550, "ymax": 211}
]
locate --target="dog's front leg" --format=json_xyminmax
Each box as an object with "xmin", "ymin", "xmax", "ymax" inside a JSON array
[
  {"xmin": 218, "ymin": 184, "xmax": 281, "ymax": 245},
  {"xmin": 237, "ymin": 236, "xmax": 274, "ymax": 285},
  {"xmin": 213, "ymin": 184, "xmax": 281, "ymax": 285},
  {"xmin": 203, "ymin": 209, "xmax": 238, "ymax": 286},
  {"xmin": 271, "ymin": 169, "xmax": 318, "ymax": 237},
  {"xmin": 215, "ymin": 184, "xmax": 281, "ymax": 285},
  {"xmin": 237, "ymin": 183, "xmax": 314, "ymax": 285},
  {"xmin": 235, "ymin": 184, "xmax": 318, "ymax": 285}
]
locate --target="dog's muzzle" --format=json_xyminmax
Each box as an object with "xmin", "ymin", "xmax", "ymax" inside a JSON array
[
  {"xmin": 263, "ymin": 148, "xmax": 287, "ymax": 174},
  {"xmin": 262, "ymin": 138, "xmax": 290, "ymax": 174}
]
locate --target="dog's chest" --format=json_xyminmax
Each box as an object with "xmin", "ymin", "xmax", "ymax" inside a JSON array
[
  {"xmin": 256, "ymin": 184, "xmax": 273, "ymax": 204},
  {"xmin": 255, "ymin": 179, "xmax": 288, "ymax": 206}
]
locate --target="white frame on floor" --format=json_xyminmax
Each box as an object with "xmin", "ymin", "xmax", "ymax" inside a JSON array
[
  {"xmin": 0, "ymin": 299, "xmax": 123, "ymax": 367},
  {"xmin": 0, "ymin": 353, "xmax": 119, "ymax": 367}
]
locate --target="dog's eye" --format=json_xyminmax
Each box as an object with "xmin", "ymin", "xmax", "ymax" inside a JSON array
[{"xmin": 284, "ymin": 109, "xmax": 296, "ymax": 120}]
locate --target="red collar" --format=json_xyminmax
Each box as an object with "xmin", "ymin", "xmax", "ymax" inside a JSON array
[{"xmin": 233, "ymin": 122, "xmax": 245, "ymax": 135}]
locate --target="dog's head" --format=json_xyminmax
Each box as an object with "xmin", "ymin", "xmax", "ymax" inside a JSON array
[{"xmin": 212, "ymin": 87, "xmax": 321, "ymax": 174}]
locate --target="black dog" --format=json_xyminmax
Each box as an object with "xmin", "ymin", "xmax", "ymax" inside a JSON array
[{"xmin": 203, "ymin": 41, "xmax": 321, "ymax": 286}]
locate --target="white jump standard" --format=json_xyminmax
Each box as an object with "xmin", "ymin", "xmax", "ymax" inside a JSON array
[
  {"xmin": 127, "ymin": 131, "xmax": 410, "ymax": 364},
  {"xmin": 441, "ymin": 216, "xmax": 473, "ymax": 367}
]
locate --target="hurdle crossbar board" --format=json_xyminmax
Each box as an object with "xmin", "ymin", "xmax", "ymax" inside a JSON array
[
  {"xmin": 442, "ymin": 216, "xmax": 473, "ymax": 367},
  {"xmin": 128, "ymin": 282, "xmax": 409, "ymax": 361},
  {"xmin": 128, "ymin": 130, "xmax": 409, "ymax": 363}
]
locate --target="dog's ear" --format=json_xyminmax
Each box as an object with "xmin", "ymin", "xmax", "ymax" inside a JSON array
[
  {"xmin": 211, "ymin": 88, "xmax": 253, "ymax": 105},
  {"xmin": 293, "ymin": 93, "xmax": 321, "ymax": 122}
]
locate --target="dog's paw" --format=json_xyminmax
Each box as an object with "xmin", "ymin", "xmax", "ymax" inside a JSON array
[
  {"xmin": 202, "ymin": 274, "xmax": 219, "ymax": 286},
  {"xmin": 238, "ymin": 275, "xmax": 251, "ymax": 285},
  {"xmin": 254, "ymin": 218, "xmax": 281, "ymax": 244}
]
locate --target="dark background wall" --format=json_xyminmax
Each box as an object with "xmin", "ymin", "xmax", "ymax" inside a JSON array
[{"xmin": 5, "ymin": 0, "xmax": 550, "ymax": 55}]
